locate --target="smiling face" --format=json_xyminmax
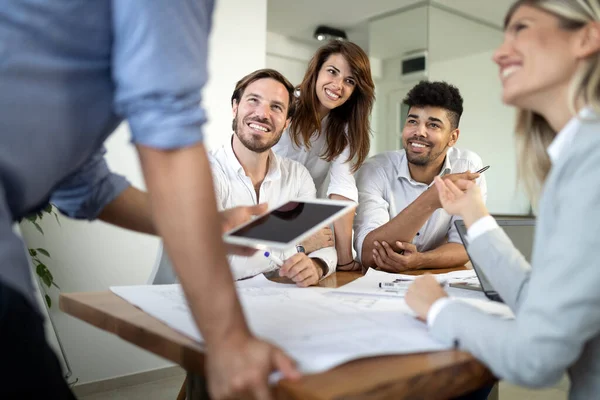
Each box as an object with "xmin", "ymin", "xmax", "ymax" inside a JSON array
[
  {"xmin": 493, "ymin": 5, "xmax": 581, "ymax": 109},
  {"xmin": 315, "ymin": 53, "xmax": 356, "ymax": 114},
  {"xmin": 232, "ymin": 78, "xmax": 291, "ymax": 153},
  {"xmin": 401, "ymin": 106, "xmax": 458, "ymax": 166}
]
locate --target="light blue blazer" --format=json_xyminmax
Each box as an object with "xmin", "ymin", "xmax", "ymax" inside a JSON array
[{"xmin": 431, "ymin": 114, "xmax": 600, "ymax": 399}]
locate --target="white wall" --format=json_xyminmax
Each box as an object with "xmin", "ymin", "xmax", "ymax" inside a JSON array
[
  {"xmin": 265, "ymin": 31, "xmax": 318, "ymax": 85},
  {"xmin": 368, "ymin": 4, "xmax": 529, "ymax": 214},
  {"xmin": 19, "ymin": 0, "xmax": 267, "ymax": 386},
  {"xmin": 428, "ymin": 49, "xmax": 530, "ymax": 214}
]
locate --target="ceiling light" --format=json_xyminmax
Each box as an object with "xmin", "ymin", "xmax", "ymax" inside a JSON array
[{"xmin": 313, "ymin": 25, "xmax": 347, "ymax": 42}]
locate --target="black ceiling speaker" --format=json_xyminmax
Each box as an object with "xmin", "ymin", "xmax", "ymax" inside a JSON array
[{"xmin": 313, "ymin": 25, "xmax": 347, "ymax": 42}]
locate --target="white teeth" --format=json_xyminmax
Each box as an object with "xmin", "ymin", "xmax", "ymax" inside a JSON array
[
  {"xmin": 411, "ymin": 143, "xmax": 426, "ymax": 148},
  {"xmin": 249, "ymin": 123, "xmax": 268, "ymax": 132},
  {"xmin": 325, "ymin": 88, "xmax": 340, "ymax": 99},
  {"xmin": 502, "ymin": 66, "xmax": 520, "ymax": 79}
]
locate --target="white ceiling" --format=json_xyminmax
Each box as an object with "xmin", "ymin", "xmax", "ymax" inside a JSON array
[{"xmin": 267, "ymin": 0, "xmax": 514, "ymax": 49}]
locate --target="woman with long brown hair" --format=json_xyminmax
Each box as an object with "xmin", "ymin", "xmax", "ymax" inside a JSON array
[{"xmin": 273, "ymin": 40, "xmax": 375, "ymax": 271}]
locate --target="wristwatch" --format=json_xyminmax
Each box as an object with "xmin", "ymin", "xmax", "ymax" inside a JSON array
[{"xmin": 295, "ymin": 244, "xmax": 306, "ymax": 253}]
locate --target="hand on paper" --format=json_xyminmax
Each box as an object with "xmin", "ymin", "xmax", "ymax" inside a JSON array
[
  {"xmin": 279, "ymin": 253, "xmax": 323, "ymax": 287},
  {"xmin": 301, "ymin": 226, "xmax": 334, "ymax": 253},
  {"xmin": 220, "ymin": 203, "xmax": 268, "ymax": 256},
  {"xmin": 405, "ymin": 274, "xmax": 448, "ymax": 321},
  {"xmin": 206, "ymin": 333, "xmax": 300, "ymax": 400},
  {"xmin": 433, "ymin": 176, "xmax": 489, "ymax": 227},
  {"xmin": 372, "ymin": 241, "xmax": 421, "ymax": 272}
]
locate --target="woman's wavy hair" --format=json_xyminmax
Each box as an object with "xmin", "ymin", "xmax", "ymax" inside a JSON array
[
  {"xmin": 505, "ymin": 0, "xmax": 600, "ymax": 203},
  {"xmin": 289, "ymin": 41, "xmax": 375, "ymax": 172}
]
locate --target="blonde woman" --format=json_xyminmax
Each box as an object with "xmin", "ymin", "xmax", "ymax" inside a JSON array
[{"xmin": 405, "ymin": 0, "xmax": 600, "ymax": 397}]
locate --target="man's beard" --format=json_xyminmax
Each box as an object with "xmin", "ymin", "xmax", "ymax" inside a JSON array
[
  {"xmin": 405, "ymin": 140, "xmax": 448, "ymax": 167},
  {"xmin": 233, "ymin": 115, "xmax": 284, "ymax": 153}
]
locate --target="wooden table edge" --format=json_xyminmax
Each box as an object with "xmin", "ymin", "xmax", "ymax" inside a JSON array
[{"xmin": 60, "ymin": 288, "xmax": 496, "ymax": 399}]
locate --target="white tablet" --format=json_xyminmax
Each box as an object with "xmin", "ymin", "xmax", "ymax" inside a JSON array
[{"xmin": 223, "ymin": 198, "xmax": 355, "ymax": 250}]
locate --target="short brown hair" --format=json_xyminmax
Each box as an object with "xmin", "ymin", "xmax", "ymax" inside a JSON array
[{"xmin": 231, "ymin": 69, "xmax": 296, "ymax": 118}]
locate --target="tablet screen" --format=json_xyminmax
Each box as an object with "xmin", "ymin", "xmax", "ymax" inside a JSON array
[{"xmin": 228, "ymin": 201, "xmax": 346, "ymax": 244}]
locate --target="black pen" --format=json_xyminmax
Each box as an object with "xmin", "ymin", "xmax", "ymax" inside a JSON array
[{"xmin": 475, "ymin": 165, "xmax": 490, "ymax": 174}]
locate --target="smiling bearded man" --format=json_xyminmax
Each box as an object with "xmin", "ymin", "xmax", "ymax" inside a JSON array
[{"xmin": 353, "ymin": 81, "xmax": 487, "ymax": 273}]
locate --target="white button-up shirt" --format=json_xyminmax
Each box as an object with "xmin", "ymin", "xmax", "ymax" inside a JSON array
[
  {"xmin": 272, "ymin": 119, "xmax": 358, "ymax": 203},
  {"xmin": 354, "ymin": 146, "xmax": 487, "ymax": 262},
  {"xmin": 210, "ymin": 139, "xmax": 337, "ymax": 281}
]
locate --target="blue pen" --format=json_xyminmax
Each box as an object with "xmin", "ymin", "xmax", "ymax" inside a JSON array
[{"xmin": 264, "ymin": 251, "xmax": 284, "ymax": 267}]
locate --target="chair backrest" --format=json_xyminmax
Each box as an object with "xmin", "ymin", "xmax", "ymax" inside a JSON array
[{"xmin": 148, "ymin": 243, "xmax": 179, "ymax": 285}]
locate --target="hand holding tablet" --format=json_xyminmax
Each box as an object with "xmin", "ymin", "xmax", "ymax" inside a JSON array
[{"xmin": 222, "ymin": 198, "xmax": 355, "ymax": 250}]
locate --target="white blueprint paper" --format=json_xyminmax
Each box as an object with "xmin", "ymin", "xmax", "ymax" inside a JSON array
[
  {"xmin": 333, "ymin": 269, "xmax": 514, "ymax": 318},
  {"xmin": 110, "ymin": 275, "xmax": 450, "ymax": 374}
]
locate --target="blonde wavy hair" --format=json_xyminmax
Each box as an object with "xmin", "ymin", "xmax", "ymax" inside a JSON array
[{"xmin": 505, "ymin": 0, "xmax": 600, "ymax": 203}]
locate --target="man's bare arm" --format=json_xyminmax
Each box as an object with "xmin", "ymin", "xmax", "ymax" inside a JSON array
[
  {"xmin": 361, "ymin": 188, "xmax": 438, "ymax": 267},
  {"xmin": 417, "ymin": 242, "xmax": 469, "ymax": 269},
  {"xmin": 97, "ymin": 184, "xmax": 267, "ymax": 258},
  {"xmin": 136, "ymin": 143, "xmax": 250, "ymax": 346},
  {"xmin": 98, "ymin": 186, "xmax": 155, "ymax": 234}
]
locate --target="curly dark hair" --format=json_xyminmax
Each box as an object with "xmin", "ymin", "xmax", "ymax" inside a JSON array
[{"xmin": 403, "ymin": 81, "xmax": 463, "ymax": 130}]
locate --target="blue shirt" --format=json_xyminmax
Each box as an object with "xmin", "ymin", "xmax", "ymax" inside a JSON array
[
  {"xmin": 50, "ymin": 148, "xmax": 130, "ymax": 220},
  {"xmin": 0, "ymin": 0, "xmax": 214, "ymax": 307}
]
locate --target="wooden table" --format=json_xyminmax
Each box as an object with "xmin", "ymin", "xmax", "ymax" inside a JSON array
[{"xmin": 60, "ymin": 268, "xmax": 496, "ymax": 399}]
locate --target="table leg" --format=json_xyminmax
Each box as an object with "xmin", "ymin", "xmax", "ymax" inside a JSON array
[
  {"xmin": 186, "ymin": 372, "xmax": 210, "ymax": 400},
  {"xmin": 488, "ymin": 383, "xmax": 499, "ymax": 400}
]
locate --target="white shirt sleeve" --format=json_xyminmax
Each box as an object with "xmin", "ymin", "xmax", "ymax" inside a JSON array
[
  {"xmin": 467, "ymin": 215, "xmax": 498, "ymax": 242},
  {"xmin": 427, "ymin": 297, "xmax": 454, "ymax": 327},
  {"xmin": 353, "ymin": 160, "xmax": 391, "ymax": 262},
  {"xmin": 296, "ymin": 164, "xmax": 318, "ymax": 200},
  {"xmin": 326, "ymin": 145, "xmax": 358, "ymax": 202},
  {"xmin": 295, "ymin": 164, "xmax": 336, "ymax": 279},
  {"xmin": 309, "ymin": 247, "xmax": 337, "ymax": 279}
]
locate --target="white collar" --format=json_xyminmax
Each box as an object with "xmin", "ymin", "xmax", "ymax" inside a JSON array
[
  {"xmin": 224, "ymin": 135, "xmax": 281, "ymax": 181},
  {"xmin": 547, "ymin": 107, "xmax": 596, "ymax": 164}
]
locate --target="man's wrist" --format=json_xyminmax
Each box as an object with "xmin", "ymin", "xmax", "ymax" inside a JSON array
[
  {"xmin": 312, "ymin": 258, "xmax": 328, "ymax": 279},
  {"xmin": 205, "ymin": 321, "xmax": 252, "ymax": 351},
  {"xmin": 412, "ymin": 250, "xmax": 431, "ymax": 270},
  {"xmin": 424, "ymin": 187, "xmax": 441, "ymax": 209}
]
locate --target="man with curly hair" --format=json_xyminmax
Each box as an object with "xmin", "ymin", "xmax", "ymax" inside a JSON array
[{"xmin": 355, "ymin": 81, "xmax": 487, "ymax": 272}]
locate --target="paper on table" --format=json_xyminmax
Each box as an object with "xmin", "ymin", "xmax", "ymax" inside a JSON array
[
  {"xmin": 110, "ymin": 275, "xmax": 450, "ymax": 374},
  {"xmin": 335, "ymin": 268, "xmax": 476, "ymax": 298},
  {"xmin": 332, "ymin": 269, "xmax": 513, "ymax": 318}
]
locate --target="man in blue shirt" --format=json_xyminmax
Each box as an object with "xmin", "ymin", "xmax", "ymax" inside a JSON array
[{"xmin": 0, "ymin": 1, "xmax": 299, "ymax": 398}]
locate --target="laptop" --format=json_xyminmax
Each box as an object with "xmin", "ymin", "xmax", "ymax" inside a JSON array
[{"xmin": 454, "ymin": 218, "xmax": 535, "ymax": 303}]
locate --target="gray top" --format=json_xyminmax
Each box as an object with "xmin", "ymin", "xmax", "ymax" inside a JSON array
[
  {"xmin": 431, "ymin": 114, "xmax": 600, "ymax": 399},
  {"xmin": 0, "ymin": 0, "xmax": 213, "ymax": 307}
]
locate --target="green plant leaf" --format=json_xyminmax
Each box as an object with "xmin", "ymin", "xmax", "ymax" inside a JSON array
[
  {"xmin": 43, "ymin": 203, "xmax": 53, "ymax": 213},
  {"xmin": 26, "ymin": 214, "xmax": 37, "ymax": 223},
  {"xmin": 36, "ymin": 263, "xmax": 44, "ymax": 277},
  {"xmin": 53, "ymin": 212, "xmax": 61, "ymax": 225},
  {"xmin": 35, "ymin": 263, "xmax": 53, "ymax": 288},
  {"xmin": 36, "ymin": 248, "xmax": 50, "ymax": 258},
  {"xmin": 29, "ymin": 248, "xmax": 37, "ymax": 257},
  {"xmin": 37, "ymin": 211, "xmax": 43, "ymax": 219},
  {"xmin": 31, "ymin": 221, "xmax": 44, "ymax": 235},
  {"xmin": 52, "ymin": 281, "xmax": 61, "ymax": 290},
  {"xmin": 45, "ymin": 294, "xmax": 52, "ymax": 308},
  {"xmin": 41, "ymin": 272, "xmax": 52, "ymax": 288}
]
